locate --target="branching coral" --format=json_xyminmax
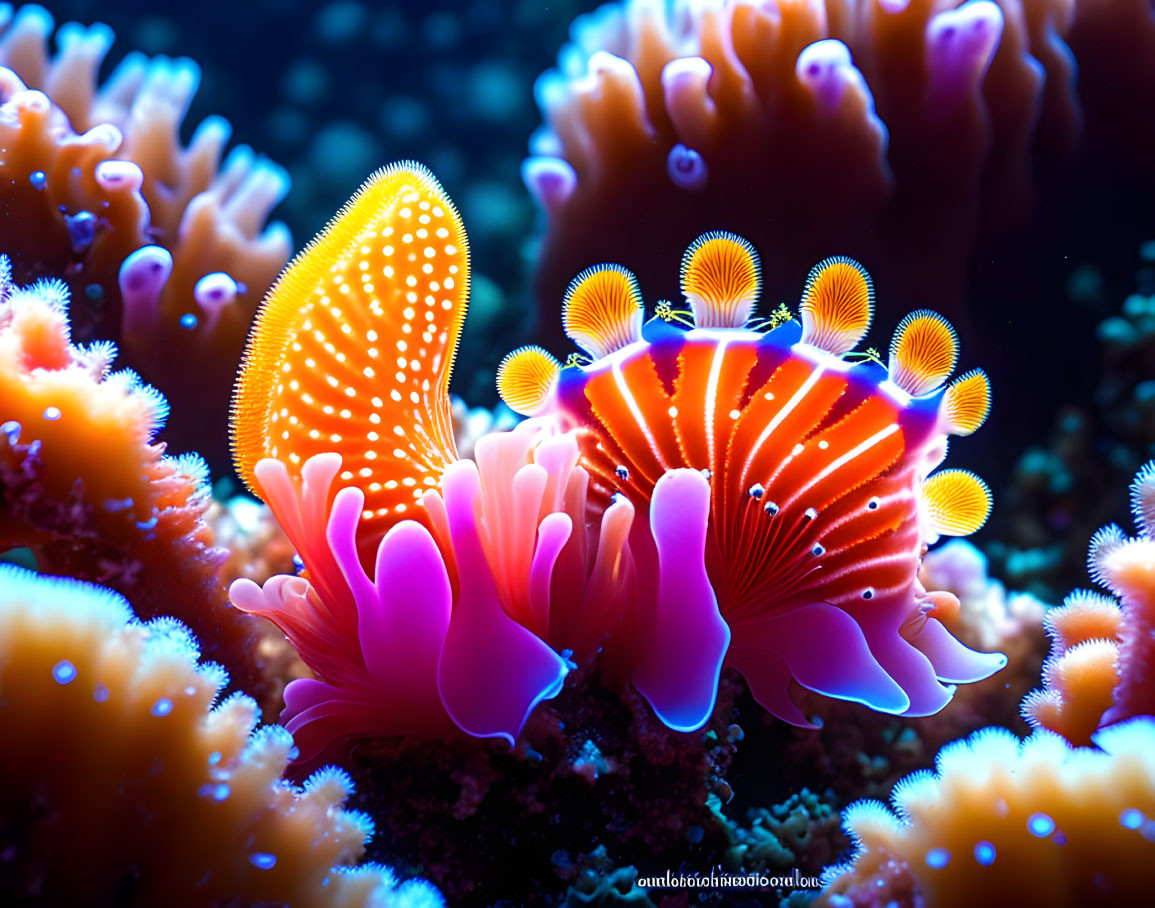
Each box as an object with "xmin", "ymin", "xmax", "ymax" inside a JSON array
[
  {"xmin": 1022, "ymin": 460, "xmax": 1155, "ymax": 745},
  {"xmin": 499, "ymin": 234, "xmax": 1006, "ymax": 730},
  {"xmin": 718, "ymin": 787, "xmax": 845, "ymax": 879},
  {"xmin": 1020, "ymin": 589, "xmax": 1120, "ymax": 746},
  {"xmin": 0, "ymin": 3, "xmax": 290, "ymax": 466},
  {"xmin": 0, "ymin": 259, "xmax": 261, "ymax": 693},
  {"xmin": 0, "ymin": 564, "xmax": 442, "ymax": 907},
  {"xmin": 525, "ymin": 0, "xmax": 1155, "ymax": 343},
  {"xmin": 818, "ymin": 721, "xmax": 1155, "ymax": 907}
]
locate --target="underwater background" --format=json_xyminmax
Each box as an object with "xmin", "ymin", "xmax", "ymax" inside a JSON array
[{"xmin": 1, "ymin": 0, "xmax": 1154, "ymax": 905}]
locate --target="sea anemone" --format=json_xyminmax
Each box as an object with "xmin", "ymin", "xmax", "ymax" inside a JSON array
[
  {"xmin": 230, "ymin": 162, "xmax": 738, "ymax": 753},
  {"xmin": 498, "ymin": 235, "xmax": 1007, "ymax": 728},
  {"xmin": 0, "ymin": 564, "xmax": 442, "ymax": 907},
  {"xmin": 0, "ymin": 3, "xmax": 290, "ymax": 466},
  {"xmin": 228, "ymin": 432, "xmax": 570, "ymax": 758},
  {"xmin": 525, "ymin": 0, "xmax": 1155, "ymax": 345},
  {"xmin": 0, "ymin": 258, "xmax": 261, "ymax": 693}
]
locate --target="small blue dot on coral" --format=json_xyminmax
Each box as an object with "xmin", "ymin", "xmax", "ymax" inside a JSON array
[
  {"xmin": 973, "ymin": 841, "xmax": 996, "ymax": 866},
  {"xmin": 52, "ymin": 660, "xmax": 77, "ymax": 684},
  {"xmin": 43, "ymin": 406, "xmax": 61, "ymax": 421},
  {"xmin": 249, "ymin": 853, "xmax": 277, "ymax": 870},
  {"xmin": 1120, "ymin": 808, "xmax": 1145, "ymax": 830},
  {"xmin": 1028, "ymin": 813, "xmax": 1055, "ymax": 837},
  {"xmin": 925, "ymin": 848, "xmax": 950, "ymax": 869},
  {"xmin": 151, "ymin": 698, "xmax": 174, "ymax": 717},
  {"xmin": 180, "ymin": 313, "xmax": 198, "ymax": 329}
]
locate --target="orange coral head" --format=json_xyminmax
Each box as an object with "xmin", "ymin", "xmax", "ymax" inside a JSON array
[{"xmin": 232, "ymin": 162, "xmax": 469, "ymax": 550}]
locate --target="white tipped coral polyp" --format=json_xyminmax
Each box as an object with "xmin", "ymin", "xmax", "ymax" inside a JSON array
[
  {"xmin": 0, "ymin": 261, "xmax": 260, "ymax": 692},
  {"xmin": 525, "ymin": 0, "xmax": 1155, "ymax": 346},
  {"xmin": 0, "ymin": 5, "xmax": 290, "ymax": 465}
]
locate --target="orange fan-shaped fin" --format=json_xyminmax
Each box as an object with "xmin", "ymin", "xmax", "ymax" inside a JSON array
[
  {"xmin": 231, "ymin": 161, "xmax": 469, "ymax": 539},
  {"xmin": 923, "ymin": 469, "xmax": 991, "ymax": 536},
  {"xmin": 799, "ymin": 256, "xmax": 873, "ymax": 355},
  {"xmin": 680, "ymin": 231, "xmax": 761, "ymax": 328},
  {"xmin": 563, "ymin": 264, "xmax": 643, "ymax": 359},
  {"xmin": 497, "ymin": 346, "xmax": 561, "ymax": 416},
  {"xmin": 888, "ymin": 310, "xmax": 958, "ymax": 396},
  {"xmin": 943, "ymin": 368, "xmax": 990, "ymax": 435}
]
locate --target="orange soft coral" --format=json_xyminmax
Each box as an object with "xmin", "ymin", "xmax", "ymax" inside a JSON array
[
  {"xmin": 0, "ymin": 564, "xmax": 442, "ymax": 907},
  {"xmin": 1023, "ymin": 461, "xmax": 1155, "ymax": 744},
  {"xmin": 1020, "ymin": 590, "xmax": 1121, "ymax": 745},
  {"xmin": 0, "ymin": 4, "xmax": 290, "ymax": 467},
  {"xmin": 818, "ymin": 722, "xmax": 1155, "ymax": 908},
  {"xmin": 0, "ymin": 259, "xmax": 261, "ymax": 694}
]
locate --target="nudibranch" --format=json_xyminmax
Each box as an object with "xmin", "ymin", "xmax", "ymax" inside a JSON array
[{"xmin": 498, "ymin": 232, "xmax": 1007, "ymax": 724}]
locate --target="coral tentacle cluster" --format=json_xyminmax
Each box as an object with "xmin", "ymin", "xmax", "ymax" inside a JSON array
[
  {"xmin": 0, "ymin": 3, "xmax": 290, "ymax": 465},
  {"xmin": 500, "ymin": 232, "xmax": 1006, "ymax": 726},
  {"xmin": 0, "ymin": 259, "xmax": 259, "ymax": 688},
  {"xmin": 819, "ymin": 721, "xmax": 1155, "ymax": 907},
  {"xmin": 524, "ymin": 0, "xmax": 1155, "ymax": 342},
  {"xmin": 0, "ymin": 564, "xmax": 441, "ymax": 906}
]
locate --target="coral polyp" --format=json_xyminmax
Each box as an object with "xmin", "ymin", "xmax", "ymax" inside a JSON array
[
  {"xmin": 499, "ymin": 231, "xmax": 1006, "ymax": 726},
  {"xmin": 820, "ymin": 721, "xmax": 1155, "ymax": 907},
  {"xmin": 1023, "ymin": 461, "xmax": 1155, "ymax": 745},
  {"xmin": 0, "ymin": 258, "xmax": 261, "ymax": 692}
]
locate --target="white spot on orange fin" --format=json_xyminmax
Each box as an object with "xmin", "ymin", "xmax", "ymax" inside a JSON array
[{"xmin": 231, "ymin": 161, "xmax": 468, "ymax": 545}]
